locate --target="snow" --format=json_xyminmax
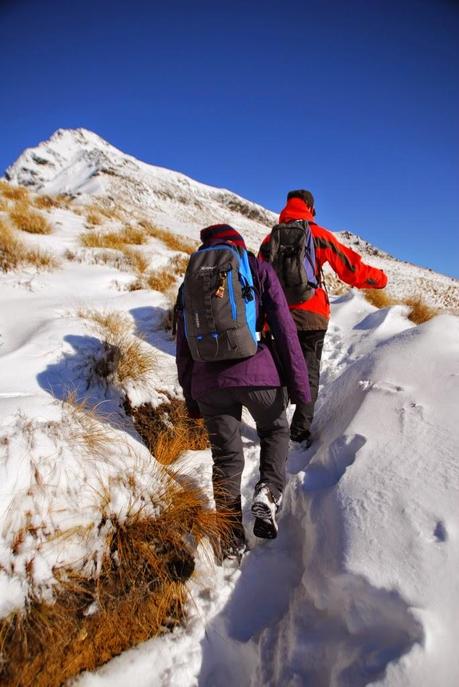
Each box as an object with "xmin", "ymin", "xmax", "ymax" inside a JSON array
[
  {"xmin": 71, "ymin": 293, "xmax": 459, "ymax": 687},
  {"xmin": 1, "ymin": 130, "xmax": 459, "ymax": 685}
]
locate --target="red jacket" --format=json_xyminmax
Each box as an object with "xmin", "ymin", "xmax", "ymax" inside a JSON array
[{"xmin": 259, "ymin": 198, "xmax": 388, "ymax": 330}]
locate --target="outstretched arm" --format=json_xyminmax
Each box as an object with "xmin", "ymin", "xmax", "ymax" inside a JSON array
[
  {"xmin": 175, "ymin": 297, "xmax": 200, "ymax": 417},
  {"xmin": 315, "ymin": 228, "xmax": 388, "ymax": 289}
]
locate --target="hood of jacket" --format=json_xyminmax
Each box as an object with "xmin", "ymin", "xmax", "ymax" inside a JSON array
[{"xmin": 279, "ymin": 198, "xmax": 314, "ymax": 224}]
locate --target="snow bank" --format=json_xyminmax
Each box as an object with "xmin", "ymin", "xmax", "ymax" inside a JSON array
[
  {"xmin": 73, "ymin": 293, "xmax": 459, "ymax": 687},
  {"xmin": 251, "ymin": 302, "xmax": 459, "ymax": 687}
]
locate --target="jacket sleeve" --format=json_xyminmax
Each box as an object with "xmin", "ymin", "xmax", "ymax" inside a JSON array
[
  {"xmin": 258, "ymin": 262, "xmax": 311, "ymax": 405},
  {"xmin": 175, "ymin": 293, "xmax": 197, "ymax": 410},
  {"xmin": 258, "ymin": 234, "xmax": 270, "ymax": 261},
  {"xmin": 315, "ymin": 228, "xmax": 388, "ymax": 289}
]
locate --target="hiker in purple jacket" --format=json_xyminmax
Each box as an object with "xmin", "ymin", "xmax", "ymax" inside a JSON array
[{"xmin": 176, "ymin": 224, "xmax": 310, "ymax": 559}]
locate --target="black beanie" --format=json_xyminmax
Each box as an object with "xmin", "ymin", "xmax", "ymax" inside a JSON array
[{"xmin": 287, "ymin": 189, "xmax": 314, "ymax": 209}]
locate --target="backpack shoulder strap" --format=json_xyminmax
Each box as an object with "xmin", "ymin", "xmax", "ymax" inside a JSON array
[{"xmin": 248, "ymin": 251, "xmax": 261, "ymax": 298}]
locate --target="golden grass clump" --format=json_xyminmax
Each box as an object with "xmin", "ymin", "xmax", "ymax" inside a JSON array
[
  {"xmin": 10, "ymin": 202, "xmax": 53, "ymax": 234},
  {"xmin": 62, "ymin": 391, "xmax": 112, "ymax": 459},
  {"xmin": 0, "ymin": 219, "xmax": 57, "ymax": 272},
  {"xmin": 78, "ymin": 309, "xmax": 156, "ymax": 386},
  {"xmin": 363, "ymin": 289, "xmax": 438, "ymax": 324},
  {"xmin": 0, "ymin": 478, "xmax": 228, "ymax": 687},
  {"xmin": 404, "ymin": 296, "xmax": 438, "ymax": 324},
  {"xmin": 145, "ymin": 266, "xmax": 177, "ymax": 292},
  {"xmin": 140, "ymin": 219, "xmax": 196, "ymax": 255},
  {"xmin": 130, "ymin": 253, "xmax": 189, "ymax": 293},
  {"xmin": 362, "ymin": 289, "xmax": 397, "ymax": 309},
  {"xmin": 33, "ymin": 195, "xmax": 62, "ymax": 210},
  {"xmin": 123, "ymin": 247, "xmax": 150, "ymax": 274},
  {"xmin": 86, "ymin": 210, "xmax": 103, "ymax": 226},
  {"xmin": 79, "ymin": 308, "xmax": 132, "ymax": 341},
  {"xmin": 81, "ymin": 230, "xmax": 125, "ymax": 250},
  {"xmin": 170, "ymin": 253, "xmax": 190, "ymax": 275},
  {"xmin": 116, "ymin": 338, "xmax": 156, "ymax": 385},
  {"xmin": 81, "ymin": 225, "xmax": 147, "ymax": 250},
  {"xmin": 85, "ymin": 202, "xmax": 124, "ymax": 223},
  {"xmin": 124, "ymin": 395, "xmax": 208, "ymax": 465},
  {"xmin": 120, "ymin": 225, "xmax": 147, "ymax": 245},
  {"xmin": 0, "ymin": 180, "xmax": 29, "ymax": 202}
]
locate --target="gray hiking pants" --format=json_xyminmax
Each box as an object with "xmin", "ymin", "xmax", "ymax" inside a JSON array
[{"xmin": 197, "ymin": 387, "xmax": 289, "ymax": 510}]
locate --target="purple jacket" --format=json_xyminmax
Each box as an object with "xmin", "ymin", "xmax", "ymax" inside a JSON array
[{"xmin": 176, "ymin": 251, "xmax": 311, "ymax": 407}]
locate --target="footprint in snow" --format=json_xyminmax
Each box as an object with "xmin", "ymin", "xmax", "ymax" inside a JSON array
[
  {"xmin": 433, "ymin": 520, "xmax": 448, "ymax": 543},
  {"xmin": 302, "ymin": 433, "xmax": 366, "ymax": 491}
]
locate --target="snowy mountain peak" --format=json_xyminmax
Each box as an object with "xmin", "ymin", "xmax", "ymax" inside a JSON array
[
  {"xmin": 5, "ymin": 128, "xmax": 130, "ymax": 194},
  {"xmin": 3, "ymin": 128, "xmax": 458, "ymax": 309},
  {"xmin": 5, "ymin": 128, "xmax": 276, "ymax": 242}
]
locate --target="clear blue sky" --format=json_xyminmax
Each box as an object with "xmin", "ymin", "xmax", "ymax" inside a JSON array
[{"xmin": 1, "ymin": 0, "xmax": 458, "ymax": 277}]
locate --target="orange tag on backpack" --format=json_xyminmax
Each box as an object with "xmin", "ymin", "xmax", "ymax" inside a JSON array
[{"xmin": 215, "ymin": 274, "xmax": 225, "ymax": 298}]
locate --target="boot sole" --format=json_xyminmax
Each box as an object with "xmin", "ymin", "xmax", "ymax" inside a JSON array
[{"xmin": 252, "ymin": 502, "xmax": 278, "ymax": 539}]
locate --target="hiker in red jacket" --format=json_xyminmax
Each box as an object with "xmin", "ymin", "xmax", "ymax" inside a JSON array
[{"xmin": 260, "ymin": 189, "xmax": 388, "ymax": 447}]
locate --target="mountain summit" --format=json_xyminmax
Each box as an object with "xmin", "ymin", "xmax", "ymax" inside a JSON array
[
  {"xmin": 4, "ymin": 128, "xmax": 459, "ymax": 309},
  {"xmin": 5, "ymin": 128, "xmax": 275, "ymax": 244}
]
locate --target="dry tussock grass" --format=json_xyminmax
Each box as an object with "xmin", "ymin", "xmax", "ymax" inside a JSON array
[
  {"xmin": 145, "ymin": 266, "xmax": 177, "ymax": 292},
  {"xmin": 10, "ymin": 202, "xmax": 53, "ymax": 235},
  {"xmin": 33, "ymin": 195, "xmax": 63, "ymax": 210},
  {"xmin": 140, "ymin": 219, "xmax": 196, "ymax": 254},
  {"xmin": 99, "ymin": 206, "xmax": 124, "ymax": 222},
  {"xmin": 169, "ymin": 253, "xmax": 190, "ymax": 275},
  {"xmin": 0, "ymin": 196, "xmax": 9, "ymax": 212},
  {"xmin": 81, "ymin": 230, "xmax": 126, "ymax": 251},
  {"xmin": 86, "ymin": 203, "xmax": 125, "ymax": 223},
  {"xmin": 130, "ymin": 253, "xmax": 189, "ymax": 293},
  {"xmin": 124, "ymin": 395, "xmax": 208, "ymax": 465},
  {"xmin": 362, "ymin": 289, "xmax": 397, "ymax": 309},
  {"xmin": 0, "ymin": 219, "xmax": 57, "ymax": 272},
  {"xmin": 78, "ymin": 309, "xmax": 156, "ymax": 386},
  {"xmin": 86, "ymin": 210, "xmax": 103, "ymax": 226},
  {"xmin": 79, "ymin": 308, "xmax": 132, "ymax": 341},
  {"xmin": 0, "ymin": 479, "xmax": 227, "ymax": 687},
  {"xmin": 0, "ymin": 180, "xmax": 29, "ymax": 202},
  {"xmin": 404, "ymin": 296, "xmax": 438, "ymax": 324},
  {"xmin": 81, "ymin": 225, "xmax": 147, "ymax": 250},
  {"xmin": 66, "ymin": 247, "xmax": 149, "ymax": 276},
  {"xmin": 116, "ymin": 338, "xmax": 156, "ymax": 385},
  {"xmin": 363, "ymin": 289, "xmax": 438, "ymax": 324},
  {"xmin": 62, "ymin": 391, "xmax": 113, "ymax": 458},
  {"xmin": 123, "ymin": 247, "xmax": 149, "ymax": 274},
  {"xmin": 119, "ymin": 225, "xmax": 147, "ymax": 245}
]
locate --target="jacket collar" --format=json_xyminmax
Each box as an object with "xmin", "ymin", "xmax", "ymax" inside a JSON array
[{"xmin": 279, "ymin": 198, "xmax": 314, "ymax": 224}]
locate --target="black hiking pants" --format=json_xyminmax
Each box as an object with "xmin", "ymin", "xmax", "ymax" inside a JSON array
[
  {"xmin": 197, "ymin": 387, "xmax": 289, "ymax": 519},
  {"xmin": 290, "ymin": 329, "xmax": 326, "ymax": 439}
]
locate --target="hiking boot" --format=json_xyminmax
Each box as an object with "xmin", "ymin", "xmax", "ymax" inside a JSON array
[
  {"xmin": 290, "ymin": 429, "xmax": 313, "ymax": 449},
  {"xmin": 251, "ymin": 482, "xmax": 281, "ymax": 539},
  {"xmin": 218, "ymin": 525, "xmax": 247, "ymax": 563}
]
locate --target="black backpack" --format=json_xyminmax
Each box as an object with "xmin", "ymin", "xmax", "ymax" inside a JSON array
[
  {"xmin": 177, "ymin": 243, "xmax": 258, "ymax": 362},
  {"xmin": 264, "ymin": 221, "xmax": 318, "ymax": 305}
]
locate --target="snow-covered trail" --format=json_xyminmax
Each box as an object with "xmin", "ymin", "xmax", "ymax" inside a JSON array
[{"xmin": 75, "ymin": 292, "xmax": 459, "ymax": 687}]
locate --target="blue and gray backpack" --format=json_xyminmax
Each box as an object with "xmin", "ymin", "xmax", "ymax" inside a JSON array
[{"xmin": 179, "ymin": 243, "xmax": 258, "ymax": 362}]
